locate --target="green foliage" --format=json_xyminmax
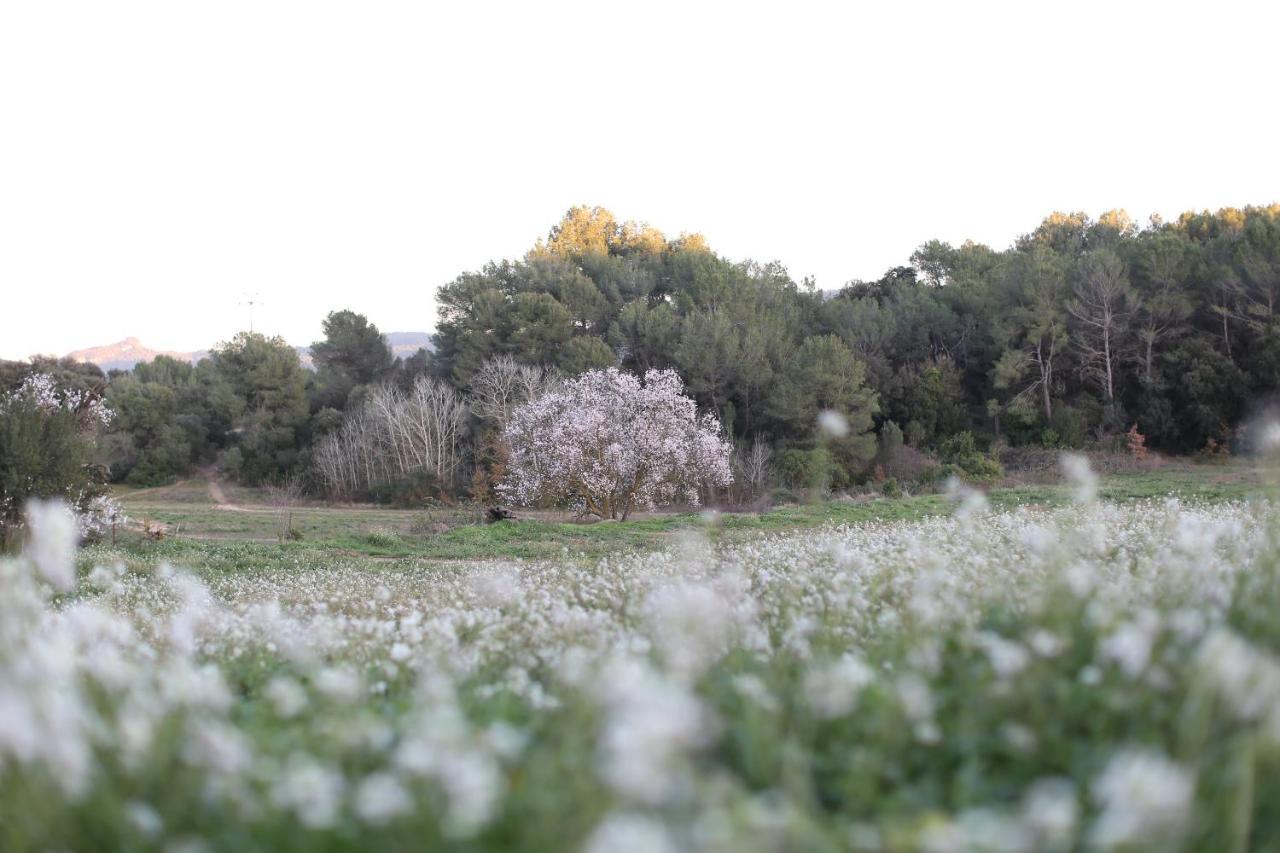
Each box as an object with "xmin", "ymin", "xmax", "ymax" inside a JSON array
[
  {"xmin": 776, "ymin": 447, "xmax": 834, "ymax": 492},
  {"xmin": 210, "ymin": 333, "xmax": 309, "ymax": 484},
  {"xmin": 309, "ymin": 309, "xmax": 395, "ymax": 410},
  {"xmin": 430, "ymin": 203, "xmax": 1280, "ymax": 467},
  {"xmin": 885, "ymin": 361, "xmax": 968, "ymax": 447},
  {"xmin": 878, "ymin": 420, "xmax": 904, "ymax": 461},
  {"xmin": 939, "ymin": 431, "xmax": 1004, "ymax": 484},
  {"xmin": 557, "ymin": 336, "xmax": 616, "ymax": 376},
  {"xmin": 767, "ymin": 335, "xmax": 879, "ymax": 440},
  {"xmin": 88, "ymin": 202, "xmax": 1280, "ymax": 503},
  {"xmin": 1159, "ymin": 337, "xmax": 1249, "ymax": 452},
  {"xmin": 0, "ymin": 391, "xmax": 97, "ymax": 538},
  {"xmin": 103, "ymin": 375, "xmax": 191, "ymax": 484}
]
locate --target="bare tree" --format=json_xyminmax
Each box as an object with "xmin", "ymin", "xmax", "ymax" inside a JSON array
[
  {"xmin": 1069, "ymin": 250, "xmax": 1133, "ymax": 403},
  {"xmin": 264, "ymin": 475, "xmax": 304, "ymax": 541},
  {"xmin": 312, "ymin": 376, "xmax": 470, "ymax": 500},
  {"xmin": 731, "ymin": 439, "xmax": 773, "ymax": 502},
  {"xmin": 468, "ymin": 356, "xmax": 560, "ymax": 427}
]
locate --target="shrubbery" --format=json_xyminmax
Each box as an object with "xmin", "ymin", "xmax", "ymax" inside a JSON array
[
  {"xmin": 777, "ymin": 447, "xmax": 834, "ymax": 492},
  {"xmin": 367, "ymin": 469, "xmax": 447, "ymax": 508},
  {"xmin": 937, "ymin": 431, "xmax": 1005, "ymax": 484}
]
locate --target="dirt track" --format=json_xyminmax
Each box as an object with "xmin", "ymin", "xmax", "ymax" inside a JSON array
[{"xmin": 204, "ymin": 469, "xmax": 270, "ymax": 513}]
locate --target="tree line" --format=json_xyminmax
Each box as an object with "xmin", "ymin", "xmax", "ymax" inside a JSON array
[{"xmin": 4, "ymin": 203, "xmax": 1277, "ymax": 504}]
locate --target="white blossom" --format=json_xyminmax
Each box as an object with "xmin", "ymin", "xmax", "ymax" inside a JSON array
[
  {"xmin": 500, "ymin": 368, "xmax": 732, "ymax": 518},
  {"xmin": 1060, "ymin": 454, "xmax": 1098, "ymax": 503},
  {"xmin": 23, "ymin": 500, "xmax": 78, "ymax": 592},
  {"xmin": 1089, "ymin": 748, "xmax": 1193, "ymax": 848},
  {"xmin": 354, "ymin": 772, "xmax": 413, "ymax": 825}
]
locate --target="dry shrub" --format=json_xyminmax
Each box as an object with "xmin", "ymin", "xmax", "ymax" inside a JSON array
[{"xmin": 881, "ymin": 445, "xmax": 938, "ymax": 484}]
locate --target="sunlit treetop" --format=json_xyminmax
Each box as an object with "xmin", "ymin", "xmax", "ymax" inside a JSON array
[{"xmin": 532, "ymin": 206, "xmax": 709, "ymax": 260}]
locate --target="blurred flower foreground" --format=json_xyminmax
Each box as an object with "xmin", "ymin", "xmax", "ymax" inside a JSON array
[{"xmin": 4, "ymin": 472, "xmax": 1280, "ymax": 851}]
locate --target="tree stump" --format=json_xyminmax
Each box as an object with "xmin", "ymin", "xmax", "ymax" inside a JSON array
[{"xmin": 486, "ymin": 506, "xmax": 518, "ymax": 523}]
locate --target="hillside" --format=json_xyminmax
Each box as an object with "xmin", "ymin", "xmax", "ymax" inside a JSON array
[{"xmin": 65, "ymin": 338, "xmax": 204, "ymax": 372}]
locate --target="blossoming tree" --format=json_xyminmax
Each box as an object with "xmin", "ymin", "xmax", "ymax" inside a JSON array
[{"xmin": 499, "ymin": 368, "xmax": 732, "ymax": 519}]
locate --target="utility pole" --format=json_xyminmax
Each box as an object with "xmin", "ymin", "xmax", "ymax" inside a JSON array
[{"xmin": 241, "ymin": 293, "xmax": 263, "ymax": 333}]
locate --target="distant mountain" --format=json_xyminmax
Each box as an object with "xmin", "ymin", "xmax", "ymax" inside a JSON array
[
  {"xmin": 385, "ymin": 331, "xmax": 434, "ymax": 359},
  {"xmin": 66, "ymin": 332, "xmax": 433, "ymax": 373},
  {"xmin": 65, "ymin": 338, "xmax": 205, "ymax": 372}
]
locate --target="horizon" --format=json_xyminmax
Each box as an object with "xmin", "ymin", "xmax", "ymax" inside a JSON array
[
  {"xmin": 13, "ymin": 200, "xmax": 1280, "ymax": 361},
  {"xmin": 4, "ymin": 1, "xmax": 1279, "ymax": 359}
]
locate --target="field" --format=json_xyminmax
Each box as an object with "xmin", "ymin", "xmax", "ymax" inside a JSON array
[
  {"xmin": 111, "ymin": 462, "xmax": 1275, "ymax": 560},
  {"xmin": 4, "ymin": 461, "xmax": 1280, "ymax": 850}
]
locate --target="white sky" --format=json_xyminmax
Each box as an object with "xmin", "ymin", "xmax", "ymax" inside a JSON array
[{"xmin": 2, "ymin": 0, "xmax": 1278, "ymax": 360}]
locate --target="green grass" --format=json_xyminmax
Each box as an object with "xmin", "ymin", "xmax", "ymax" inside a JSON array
[{"xmin": 101, "ymin": 463, "xmax": 1280, "ymax": 567}]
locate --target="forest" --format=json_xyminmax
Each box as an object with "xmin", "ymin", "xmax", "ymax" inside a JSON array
[{"xmin": 4, "ymin": 203, "xmax": 1278, "ymax": 503}]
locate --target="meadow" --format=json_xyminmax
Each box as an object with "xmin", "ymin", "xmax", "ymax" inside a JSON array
[{"xmin": 3, "ymin": 461, "xmax": 1280, "ymax": 851}]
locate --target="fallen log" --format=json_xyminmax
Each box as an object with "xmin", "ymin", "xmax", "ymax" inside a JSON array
[{"xmin": 485, "ymin": 506, "xmax": 518, "ymax": 523}]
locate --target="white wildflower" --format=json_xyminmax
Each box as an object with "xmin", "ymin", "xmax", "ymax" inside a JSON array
[
  {"xmin": 1090, "ymin": 748, "xmax": 1193, "ymax": 848},
  {"xmin": 645, "ymin": 581, "xmax": 735, "ymax": 680},
  {"xmin": 596, "ymin": 657, "xmax": 710, "ymax": 804},
  {"xmin": 977, "ymin": 632, "xmax": 1031, "ymax": 679},
  {"xmin": 265, "ymin": 676, "xmax": 308, "ymax": 718},
  {"xmin": 1196, "ymin": 629, "xmax": 1280, "ymax": 722},
  {"xmin": 817, "ymin": 410, "xmax": 850, "ymax": 438},
  {"xmin": 125, "ymin": 800, "xmax": 163, "ymax": 837},
  {"xmin": 354, "ymin": 771, "xmax": 413, "ymax": 825},
  {"xmin": 271, "ymin": 755, "xmax": 345, "ymax": 830},
  {"xmin": 804, "ymin": 654, "xmax": 874, "ymax": 718},
  {"xmin": 1099, "ymin": 611, "xmax": 1159, "ymax": 678},
  {"xmin": 1060, "ymin": 454, "xmax": 1097, "ymax": 502},
  {"xmin": 24, "ymin": 500, "xmax": 78, "ymax": 592},
  {"xmin": 584, "ymin": 812, "xmax": 680, "ymax": 853},
  {"xmin": 313, "ymin": 665, "xmax": 363, "ymax": 703},
  {"xmin": 1020, "ymin": 778, "xmax": 1077, "ymax": 850}
]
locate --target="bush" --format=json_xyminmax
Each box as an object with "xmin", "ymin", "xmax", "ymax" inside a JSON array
[
  {"xmin": 368, "ymin": 468, "xmax": 447, "ymax": 508},
  {"xmin": 777, "ymin": 447, "xmax": 833, "ymax": 492},
  {"xmin": 1126, "ymin": 424, "xmax": 1149, "ymax": 461},
  {"xmin": 883, "ymin": 444, "xmax": 940, "ymax": 485},
  {"xmin": 878, "ymin": 420, "xmax": 904, "ymax": 461},
  {"xmin": 939, "ymin": 431, "xmax": 979, "ymax": 460},
  {"xmin": 880, "ymin": 477, "xmax": 902, "ymax": 498},
  {"xmin": 218, "ymin": 447, "xmax": 244, "ymax": 481},
  {"xmin": 1048, "ymin": 404, "xmax": 1091, "ymax": 448},
  {"xmin": 939, "ymin": 431, "xmax": 1004, "ymax": 484},
  {"xmin": 768, "ymin": 487, "xmax": 802, "ymax": 505},
  {"xmin": 361, "ymin": 528, "xmax": 401, "ymax": 548}
]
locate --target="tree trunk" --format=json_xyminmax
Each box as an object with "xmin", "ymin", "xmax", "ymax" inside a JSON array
[
  {"xmin": 1102, "ymin": 327, "xmax": 1113, "ymax": 400},
  {"xmin": 1221, "ymin": 297, "xmax": 1233, "ymax": 359},
  {"xmin": 1036, "ymin": 340, "xmax": 1053, "ymax": 422}
]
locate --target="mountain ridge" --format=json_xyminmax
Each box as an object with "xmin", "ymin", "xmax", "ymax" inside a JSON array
[{"xmin": 65, "ymin": 333, "xmax": 433, "ymax": 372}]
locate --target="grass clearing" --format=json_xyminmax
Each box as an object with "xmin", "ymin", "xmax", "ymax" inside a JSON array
[{"xmin": 108, "ymin": 462, "xmax": 1280, "ymax": 564}]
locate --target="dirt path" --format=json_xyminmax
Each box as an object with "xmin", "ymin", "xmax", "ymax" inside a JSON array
[{"xmin": 203, "ymin": 469, "xmax": 270, "ymax": 513}]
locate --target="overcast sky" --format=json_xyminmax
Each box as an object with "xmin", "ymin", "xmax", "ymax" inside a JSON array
[{"xmin": 2, "ymin": 0, "xmax": 1278, "ymax": 359}]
